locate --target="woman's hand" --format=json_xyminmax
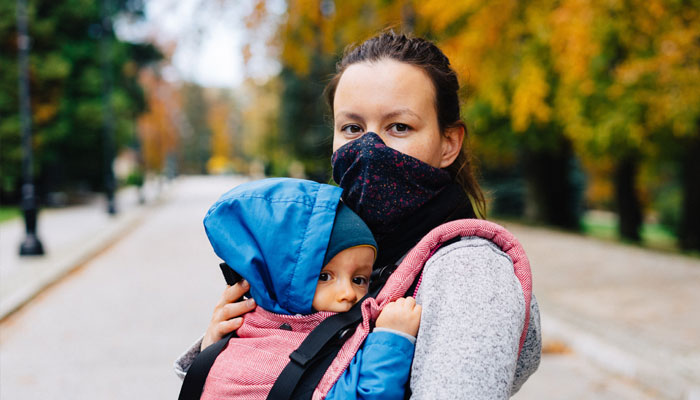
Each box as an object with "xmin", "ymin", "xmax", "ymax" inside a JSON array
[
  {"xmin": 201, "ymin": 280, "xmax": 257, "ymax": 351},
  {"xmin": 375, "ymin": 297, "xmax": 422, "ymax": 337}
]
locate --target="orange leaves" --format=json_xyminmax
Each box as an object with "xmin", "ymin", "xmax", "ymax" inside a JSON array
[
  {"xmin": 549, "ymin": 0, "xmax": 599, "ymax": 86},
  {"xmin": 137, "ymin": 69, "xmax": 180, "ymax": 172},
  {"xmin": 239, "ymin": 0, "xmax": 699, "ymax": 155},
  {"xmin": 34, "ymin": 103, "xmax": 59, "ymax": 124}
]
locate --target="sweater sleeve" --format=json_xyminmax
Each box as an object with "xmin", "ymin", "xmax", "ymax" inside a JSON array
[
  {"xmin": 173, "ymin": 335, "xmax": 204, "ymax": 380},
  {"xmin": 410, "ymin": 237, "xmax": 532, "ymax": 399},
  {"xmin": 326, "ymin": 331, "xmax": 415, "ymax": 400},
  {"xmin": 512, "ymin": 294, "xmax": 541, "ymax": 394}
]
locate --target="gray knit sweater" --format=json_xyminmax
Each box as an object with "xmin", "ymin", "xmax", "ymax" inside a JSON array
[
  {"xmin": 174, "ymin": 236, "xmax": 541, "ymax": 398},
  {"xmin": 410, "ymin": 236, "xmax": 540, "ymax": 398}
]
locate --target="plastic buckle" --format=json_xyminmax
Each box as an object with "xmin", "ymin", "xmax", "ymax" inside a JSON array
[{"xmin": 289, "ymin": 350, "xmax": 311, "ymax": 367}]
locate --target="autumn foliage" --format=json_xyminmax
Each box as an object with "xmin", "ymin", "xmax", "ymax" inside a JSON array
[{"xmin": 240, "ymin": 0, "xmax": 700, "ymax": 249}]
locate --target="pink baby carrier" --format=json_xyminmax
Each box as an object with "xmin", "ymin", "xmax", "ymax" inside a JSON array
[{"xmin": 179, "ymin": 219, "xmax": 532, "ymax": 400}]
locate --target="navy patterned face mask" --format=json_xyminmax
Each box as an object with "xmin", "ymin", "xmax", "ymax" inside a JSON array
[{"xmin": 331, "ymin": 132, "xmax": 452, "ymax": 234}]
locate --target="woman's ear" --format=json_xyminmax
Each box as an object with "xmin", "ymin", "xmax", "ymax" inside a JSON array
[{"xmin": 439, "ymin": 124, "xmax": 465, "ymax": 168}]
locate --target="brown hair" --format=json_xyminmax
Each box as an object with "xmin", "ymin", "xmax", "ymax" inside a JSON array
[{"xmin": 325, "ymin": 31, "xmax": 486, "ymax": 218}]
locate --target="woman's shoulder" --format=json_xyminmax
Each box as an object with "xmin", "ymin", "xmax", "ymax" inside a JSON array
[
  {"xmin": 418, "ymin": 233, "xmax": 525, "ymax": 309},
  {"xmin": 427, "ymin": 235, "xmax": 514, "ymax": 269},
  {"xmin": 417, "ymin": 219, "xmax": 531, "ymax": 292}
]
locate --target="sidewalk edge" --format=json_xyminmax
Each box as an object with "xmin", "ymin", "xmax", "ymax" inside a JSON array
[{"xmin": 541, "ymin": 306, "xmax": 700, "ymax": 400}]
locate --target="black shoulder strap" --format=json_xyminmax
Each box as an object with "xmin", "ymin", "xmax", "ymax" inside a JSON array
[
  {"xmin": 178, "ymin": 330, "xmax": 237, "ymax": 400},
  {"xmin": 266, "ymin": 295, "xmax": 367, "ymax": 400},
  {"xmin": 268, "ymin": 237, "xmax": 461, "ymax": 399},
  {"xmin": 178, "ymin": 263, "xmax": 243, "ymax": 400}
]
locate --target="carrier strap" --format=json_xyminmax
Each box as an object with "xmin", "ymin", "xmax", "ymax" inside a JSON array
[
  {"xmin": 266, "ymin": 295, "xmax": 367, "ymax": 400},
  {"xmin": 178, "ymin": 263, "xmax": 243, "ymax": 400},
  {"xmin": 178, "ymin": 330, "xmax": 238, "ymax": 400}
]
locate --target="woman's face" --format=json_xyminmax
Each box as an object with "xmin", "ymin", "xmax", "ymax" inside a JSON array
[{"xmin": 332, "ymin": 59, "xmax": 461, "ymax": 168}]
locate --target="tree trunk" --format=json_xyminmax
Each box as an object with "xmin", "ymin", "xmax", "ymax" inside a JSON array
[
  {"xmin": 614, "ymin": 155, "xmax": 642, "ymax": 242},
  {"xmin": 679, "ymin": 134, "xmax": 700, "ymax": 251},
  {"xmin": 521, "ymin": 138, "xmax": 582, "ymax": 230}
]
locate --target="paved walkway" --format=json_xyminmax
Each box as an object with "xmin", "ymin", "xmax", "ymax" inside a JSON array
[
  {"xmin": 505, "ymin": 222, "xmax": 700, "ymax": 400},
  {"xmin": 1, "ymin": 175, "xmax": 698, "ymax": 399},
  {"xmin": 0, "ymin": 179, "xmax": 170, "ymax": 319}
]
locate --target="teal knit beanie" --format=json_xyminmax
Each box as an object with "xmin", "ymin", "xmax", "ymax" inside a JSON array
[{"xmin": 323, "ymin": 202, "xmax": 377, "ymax": 266}]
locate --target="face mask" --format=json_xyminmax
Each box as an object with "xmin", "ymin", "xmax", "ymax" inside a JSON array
[{"xmin": 331, "ymin": 132, "xmax": 452, "ymax": 233}]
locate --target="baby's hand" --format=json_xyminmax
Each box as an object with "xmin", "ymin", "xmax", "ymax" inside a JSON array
[{"xmin": 375, "ymin": 297, "xmax": 422, "ymax": 337}]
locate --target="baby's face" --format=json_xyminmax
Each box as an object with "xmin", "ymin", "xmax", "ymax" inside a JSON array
[{"xmin": 311, "ymin": 246, "xmax": 374, "ymax": 313}]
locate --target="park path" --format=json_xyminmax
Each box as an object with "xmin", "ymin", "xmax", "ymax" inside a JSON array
[
  {"xmin": 0, "ymin": 176, "xmax": 247, "ymax": 399},
  {"xmin": 1, "ymin": 175, "xmax": 698, "ymax": 399},
  {"xmin": 508, "ymin": 221, "xmax": 700, "ymax": 399}
]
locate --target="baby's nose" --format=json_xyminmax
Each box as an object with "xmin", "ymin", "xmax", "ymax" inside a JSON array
[{"xmin": 336, "ymin": 281, "xmax": 357, "ymax": 302}]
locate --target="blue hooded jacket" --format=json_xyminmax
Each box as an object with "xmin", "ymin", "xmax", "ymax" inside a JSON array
[
  {"xmin": 203, "ymin": 178, "xmax": 342, "ymax": 315},
  {"xmin": 203, "ymin": 178, "xmax": 413, "ymax": 400}
]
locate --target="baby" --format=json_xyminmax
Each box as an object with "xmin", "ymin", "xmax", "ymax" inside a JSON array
[{"xmin": 198, "ymin": 178, "xmax": 420, "ymax": 400}]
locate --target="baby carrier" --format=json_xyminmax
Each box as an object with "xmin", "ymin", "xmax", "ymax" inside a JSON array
[{"xmin": 178, "ymin": 180, "xmax": 532, "ymax": 400}]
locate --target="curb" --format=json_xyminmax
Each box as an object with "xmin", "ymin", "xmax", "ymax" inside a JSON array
[
  {"xmin": 0, "ymin": 183, "xmax": 173, "ymax": 321},
  {"xmin": 541, "ymin": 302, "xmax": 700, "ymax": 400}
]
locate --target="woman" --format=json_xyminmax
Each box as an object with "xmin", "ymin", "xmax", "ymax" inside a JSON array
[{"xmin": 176, "ymin": 32, "xmax": 541, "ymax": 398}]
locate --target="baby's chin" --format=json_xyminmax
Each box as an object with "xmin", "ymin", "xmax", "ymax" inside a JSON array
[{"xmin": 323, "ymin": 303, "xmax": 354, "ymax": 313}]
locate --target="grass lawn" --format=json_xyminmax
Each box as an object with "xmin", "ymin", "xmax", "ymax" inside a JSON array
[
  {"xmin": 581, "ymin": 211, "xmax": 679, "ymax": 251},
  {"xmin": 0, "ymin": 206, "xmax": 21, "ymax": 223}
]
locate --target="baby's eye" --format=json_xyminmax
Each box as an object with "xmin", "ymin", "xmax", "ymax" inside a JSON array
[
  {"xmin": 352, "ymin": 276, "xmax": 369, "ymax": 286},
  {"xmin": 340, "ymin": 124, "xmax": 363, "ymax": 136},
  {"xmin": 318, "ymin": 272, "xmax": 331, "ymax": 282}
]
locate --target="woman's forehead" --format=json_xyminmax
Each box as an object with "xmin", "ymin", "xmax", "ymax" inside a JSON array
[{"xmin": 333, "ymin": 60, "xmax": 436, "ymax": 118}]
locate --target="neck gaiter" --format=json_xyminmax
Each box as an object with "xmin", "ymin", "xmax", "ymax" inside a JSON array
[{"xmin": 331, "ymin": 132, "xmax": 452, "ymax": 234}]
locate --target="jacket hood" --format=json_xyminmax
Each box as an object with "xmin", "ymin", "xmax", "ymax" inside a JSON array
[{"xmin": 204, "ymin": 178, "xmax": 343, "ymax": 315}]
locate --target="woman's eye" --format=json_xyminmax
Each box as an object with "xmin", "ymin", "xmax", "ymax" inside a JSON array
[
  {"xmin": 389, "ymin": 123, "xmax": 411, "ymax": 134},
  {"xmin": 352, "ymin": 276, "xmax": 368, "ymax": 286},
  {"xmin": 319, "ymin": 272, "xmax": 331, "ymax": 282},
  {"xmin": 340, "ymin": 124, "xmax": 363, "ymax": 136}
]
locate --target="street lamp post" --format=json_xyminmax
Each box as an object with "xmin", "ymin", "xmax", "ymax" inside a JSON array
[
  {"xmin": 17, "ymin": 0, "xmax": 44, "ymax": 256},
  {"xmin": 100, "ymin": 0, "xmax": 116, "ymax": 215}
]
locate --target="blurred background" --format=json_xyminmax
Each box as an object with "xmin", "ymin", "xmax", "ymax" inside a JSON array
[
  {"xmin": 1, "ymin": 0, "xmax": 699, "ymax": 399},
  {"xmin": 1, "ymin": 0, "xmax": 699, "ymax": 251}
]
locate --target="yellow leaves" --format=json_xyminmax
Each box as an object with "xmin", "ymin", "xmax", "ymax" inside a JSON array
[
  {"xmin": 281, "ymin": 43, "xmax": 311, "ymax": 75},
  {"xmin": 549, "ymin": 0, "xmax": 598, "ymax": 85},
  {"xmin": 278, "ymin": 0, "xmax": 412, "ymax": 76},
  {"xmin": 511, "ymin": 59, "xmax": 551, "ymax": 132},
  {"xmin": 207, "ymin": 101, "xmax": 231, "ymax": 161},
  {"xmin": 414, "ymin": 0, "xmax": 483, "ymax": 31},
  {"xmin": 432, "ymin": 0, "xmax": 517, "ymax": 104},
  {"xmin": 481, "ymin": 75, "xmax": 509, "ymax": 116},
  {"xmin": 207, "ymin": 155, "xmax": 232, "ymax": 174},
  {"xmin": 554, "ymin": 90, "xmax": 589, "ymax": 142}
]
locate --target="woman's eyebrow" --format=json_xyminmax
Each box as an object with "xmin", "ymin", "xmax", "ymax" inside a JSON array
[
  {"xmin": 335, "ymin": 112, "xmax": 365, "ymax": 124},
  {"xmin": 383, "ymin": 108, "xmax": 422, "ymax": 121}
]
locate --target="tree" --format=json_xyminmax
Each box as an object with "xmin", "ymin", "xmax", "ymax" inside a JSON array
[
  {"xmin": 137, "ymin": 68, "xmax": 180, "ymax": 173},
  {"xmin": 0, "ymin": 0, "xmax": 160, "ymax": 203},
  {"xmin": 180, "ymin": 83, "xmax": 212, "ymax": 174},
  {"xmin": 240, "ymin": 0, "xmax": 411, "ymax": 181},
  {"xmin": 415, "ymin": 0, "xmax": 585, "ymax": 229},
  {"xmin": 238, "ymin": 0, "xmax": 699, "ymax": 247}
]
